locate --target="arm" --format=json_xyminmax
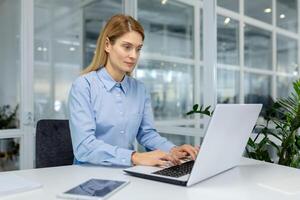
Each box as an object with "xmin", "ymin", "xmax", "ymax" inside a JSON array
[
  {"xmin": 68, "ymin": 77, "xmax": 134, "ymax": 166},
  {"xmin": 136, "ymin": 87, "xmax": 176, "ymax": 152},
  {"xmin": 135, "ymin": 86, "xmax": 199, "ymax": 162}
]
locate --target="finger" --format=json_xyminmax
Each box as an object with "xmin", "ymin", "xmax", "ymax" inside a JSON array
[
  {"xmin": 188, "ymin": 145, "xmax": 199, "ymax": 156},
  {"xmin": 170, "ymin": 154, "xmax": 181, "ymax": 165},
  {"xmin": 186, "ymin": 145, "xmax": 198, "ymax": 155},
  {"xmin": 173, "ymin": 151, "xmax": 187, "ymax": 159},
  {"xmin": 162, "ymin": 154, "xmax": 181, "ymax": 166},
  {"xmin": 182, "ymin": 147, "xmax": 197, "ymax": 160},
  {"xmin": 161, "ymin": 154, "xmax": 178, "ymax": 165},
  {"xmin": 156, "ymin": 160, "xmax": 168, "ymax": 168}
]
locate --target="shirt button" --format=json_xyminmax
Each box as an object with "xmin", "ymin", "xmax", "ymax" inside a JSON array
[
  {"xmin": 120, "ymin": 130, "xmax": 125, "ymax": 134},
  {"xmin": 116, "ymin": 93, "xmax": 120, "ymax": 97},
  {"xmin": 120, "ymin": 111, "xmax": 123, "ymax": 115}
]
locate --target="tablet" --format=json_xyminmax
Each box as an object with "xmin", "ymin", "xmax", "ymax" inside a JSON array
[{"xmin": 57, "ymin": 179, "xmax": 129, "ymax": 200}]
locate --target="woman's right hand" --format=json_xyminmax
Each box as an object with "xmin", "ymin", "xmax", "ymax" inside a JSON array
[{"xmin": 131, "ymin": 150, "xmax": 181, "ymax": 167}]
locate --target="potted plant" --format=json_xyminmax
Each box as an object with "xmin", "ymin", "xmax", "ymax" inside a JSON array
[
  {"xmin": 186, "ymin": 80, "xmax": 300, "ymax": 168},
  {"xmin": 0, "ymin": 104, "xmax": 19, "ymax": 129}
]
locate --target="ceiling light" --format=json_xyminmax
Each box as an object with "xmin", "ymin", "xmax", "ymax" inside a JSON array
[
  {"xmin": 264, "ymin": 8, "xmax": 272, "ymax": 13},
  {"xmin": 224, "ymin": 17, "xmax": 231, "ymax": 25},
  {"xmin": 69, "ymin": 47, "xmax": 76, "ymax": 51},
  {"xmin": 37, "ymin": 46, "xmax": 42, "ymax": 51},
  {"xmin": 279, "ymin": 14, "xmax": 285, "ymax": 19},
  {"xmin": 161, "ymin": 0, "xmax": 167, "ymax": 5},
  {"xmin": 293, "ymin": 70, "xmax": 298, "ymax": 76}
]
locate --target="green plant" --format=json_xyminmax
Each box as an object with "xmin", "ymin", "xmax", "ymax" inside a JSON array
[
  {"xmin": 186, "ymin": 79, "xmax": 300, "ymax": 168},
  {"xmin": 0, "ymin": 104, "xmax": 19, "ymax": 129}
]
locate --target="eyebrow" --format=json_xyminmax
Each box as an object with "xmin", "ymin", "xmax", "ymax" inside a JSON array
[{"xmin": 121, "ymin": 41, "xmax": 143, "ymax": 48}]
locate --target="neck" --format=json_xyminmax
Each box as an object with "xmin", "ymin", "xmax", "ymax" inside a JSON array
[{"xmin": 105, "ymin": 62, "xmax": 125, "ymax": 82}]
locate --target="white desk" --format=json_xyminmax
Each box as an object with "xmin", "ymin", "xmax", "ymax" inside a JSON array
[{"xmin": 2, "ymin": 157, "xmax": 300, "ymax": 200}]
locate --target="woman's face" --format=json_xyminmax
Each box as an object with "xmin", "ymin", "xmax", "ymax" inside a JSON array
[{"xmin": 105, "ymin": 31, "xmax": 143, "ymax": 75}]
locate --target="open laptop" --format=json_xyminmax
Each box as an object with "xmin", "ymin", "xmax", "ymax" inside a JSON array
[{"xmin": 124, "ymin": 104, "xmax": 262, "ymax": 187}]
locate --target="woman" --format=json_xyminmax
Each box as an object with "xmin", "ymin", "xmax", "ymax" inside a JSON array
[{"xmin": 68, "ymin": 14, "xmax": 198, "ymax": 167}]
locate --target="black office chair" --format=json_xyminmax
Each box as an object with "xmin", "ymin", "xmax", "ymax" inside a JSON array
[{"xmin": 35, "ymin": 119, "xmax": 74, "ymax": 168}]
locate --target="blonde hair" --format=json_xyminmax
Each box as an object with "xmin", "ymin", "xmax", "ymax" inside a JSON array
[{"xmin": 81, "ymin": 14, "xmax": 144, "ymax": 75}]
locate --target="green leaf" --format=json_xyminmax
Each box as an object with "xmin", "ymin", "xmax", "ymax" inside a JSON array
[
  {"xmin": 186, "ymin": 111, "xmax": 194, "ymax": 115},
  {"xmin": 247, "ymin": 138, "xmax": 256, "ymax": 148},
  {"xmin": 193, "ymin": 104, "xmax": 199, "ymax": 111}
]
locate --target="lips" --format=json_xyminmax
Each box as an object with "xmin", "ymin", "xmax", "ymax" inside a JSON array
[{"xmin": 124, "ymin": 62, "xmax": 135, "ymax": 66}]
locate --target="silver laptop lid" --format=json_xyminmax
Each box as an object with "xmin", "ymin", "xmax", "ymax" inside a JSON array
[{"xmin": 187, "ymin": 104, "xmax": 262, "ymax": 187}]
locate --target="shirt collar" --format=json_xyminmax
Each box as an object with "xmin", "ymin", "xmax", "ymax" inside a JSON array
[{"xmin": 97, "ymin": 67, "xmax": 128, "ymax": 94}]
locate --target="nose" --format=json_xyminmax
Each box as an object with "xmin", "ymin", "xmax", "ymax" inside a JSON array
[{"xmin": 129, "ymin": 49, "xmax": 138, "ymax": 60}]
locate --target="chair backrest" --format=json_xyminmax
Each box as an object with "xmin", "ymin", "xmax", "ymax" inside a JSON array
[{"xmin": 35, "ymin": 119, "xmax": 74, "ymax": 168}]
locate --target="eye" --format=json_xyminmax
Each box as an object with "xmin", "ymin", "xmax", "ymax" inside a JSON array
[{"xmin": 122, "ymin": 44, "xmax": 132, "ymax": 51}]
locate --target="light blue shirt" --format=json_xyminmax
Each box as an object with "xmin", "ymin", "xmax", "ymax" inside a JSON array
[{"xmin": 68, "ymin": 67, "xmax": 175, "ymax": 166}]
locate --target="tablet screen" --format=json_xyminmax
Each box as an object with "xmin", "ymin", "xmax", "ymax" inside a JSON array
[{"xmin": 64, "ymin": 179, "xmax": 126, "ymax": 198}]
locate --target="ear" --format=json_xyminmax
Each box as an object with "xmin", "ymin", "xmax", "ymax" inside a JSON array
[{"xmin": 104, "ymin": 37, "xmax": 111, "ymax": 53}]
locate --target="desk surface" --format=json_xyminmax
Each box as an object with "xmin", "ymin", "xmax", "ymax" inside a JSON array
[{"xmin": 2, "ymin": 157, "xmax": 300, "ymax": 200}]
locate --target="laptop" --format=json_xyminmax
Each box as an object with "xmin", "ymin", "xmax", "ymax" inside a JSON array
[{"xmin": 124, "ymin": 104, "xmax": 262, "ymax": 187}]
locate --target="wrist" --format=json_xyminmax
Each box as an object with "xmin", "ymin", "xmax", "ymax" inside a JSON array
[
  {"xmin": 170, "ymin": 146, "xmax": 178, "ymax": 153},
  {"xmin": 131, "ymin": 151, "xmax": 138, "ymax": 165}
]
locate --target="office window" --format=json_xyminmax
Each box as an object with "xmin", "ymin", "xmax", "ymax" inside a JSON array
[
  {"xmin": 244, "ymin": 25, "xmax": 272, "ymax": 70},
  {"xmin": 277, "ymin": 0, "xmax": 298, "ymax": 33},
  {"xmin": 34, "ymin": 0, "xmax": 122, "ymax": 121},
  {"xmin": 217, "ymin": 69, "xmax": 240, "ymax": 103},
  {"xmin": 137, "ymin": 60, "xmax": 193, "ymax": 120},
  {"xmin": 277, "ymin": 76, "xmax": 295, "ymax": 98},
  {"xmin": 83, "ymin": 0, "xmax": 123, "ymax": 67},
  {"xmin": 244, "ymin": 73, "xmax": 272, "ymax": 107},
  {"xmin": 217, "ymin": 15, "xmax": 239, "ymax": 66},
  {"xmin": 137, "ymin": 0, "xmax": 195, "ymax": 121},
  {"xmin": 244, "ymin": 0, "xmax": 272, "ymax": 24},
  {"xmin": 277, "ymin": 34, "xmax": 298, "ymax": 74},
  {"xmin": 0, "ymin": 138, "xmax": 20, "ymax": 171},
  {"xmin": 138, "ymin": 0, "xmax": 194, "ymax": 59},
  {"xmin": 217, "ymin": 0, "xmax": 239, "ymax": 12},
  {"xmin": 0, "ymin": 0, "xmax": 20, "ymax": 129}
]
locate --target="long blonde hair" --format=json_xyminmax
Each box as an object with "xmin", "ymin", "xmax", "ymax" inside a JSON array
[{"xmin": 81, "ymin": 14, "xmax": 145, "ymax": 75}]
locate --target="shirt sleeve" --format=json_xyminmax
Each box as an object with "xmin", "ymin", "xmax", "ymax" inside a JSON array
[
  {"xmin": 136, "ymin": 86, "xmax": 176, "ymax": 152},
  {"xmin": 68, "ymin": 77, "xmax": 134, "ymax": 166}
]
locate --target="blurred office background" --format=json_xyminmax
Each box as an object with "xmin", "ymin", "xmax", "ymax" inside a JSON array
[{"xmin": 0, "ymin": 0, "xmax": 299, "ymax": 171}]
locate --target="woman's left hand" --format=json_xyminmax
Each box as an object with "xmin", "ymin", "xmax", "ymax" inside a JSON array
[{"xmin": 170, "ymin": 144, "xmax": 200, "ymax": 160}]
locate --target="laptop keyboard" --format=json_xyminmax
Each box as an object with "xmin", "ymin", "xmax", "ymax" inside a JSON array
[{"xmin": 152, "ymin": 160, "xmax": 195, "ymax": 178}]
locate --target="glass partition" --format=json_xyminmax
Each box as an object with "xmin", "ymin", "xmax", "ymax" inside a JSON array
[
  {"xmin": 217, "ymin": 0, "xmax": 239, "ymax": 12},
  {"xmin": 34, "ymin": 0, "xmax": 122, "ymax": 121},
  {"xmin": 277, "ymin": 0, "xmax": 298, "ymax": 33},
  {"xmin": 138, "ymin": 0, "xmax": 194, "ymax": 59},
  {"xmin": 245, "ymin": 0, "xmax": 272, "ymax": 24},
  {"xmin": 0, "ymin": 138, "xmax": 20, "ymax": 171},
  {"xmin": 244, "ymin": 73, "xmax": 273, "ymax": 112},
  {"xmin": 217, "ymin": 15, "xmax": 239, "ymax": 66},
  {"xmin": 277, "ymin": 76, "xmax": 295, "ymax": 98},
  {"xmin": 244, "ymin": 25, "xmax": 272, "ymax": 70},
  {"xmin": 136, "ymin": 60, "xmax": 193, "ymax": 120},
  {"xmin": 277, "ymin": 34, "xmax": 298, "ymax": 74},
  {"xmin": 137, "ymin": 0, "xmax": 195, "ymax": 122},
  {"xmin": 0, "ymin": 0, "xmax": 20, "ymax": 130},
  {"xmin": 217, "ymin": 69, "xmax": 240, "ymax": 103}
]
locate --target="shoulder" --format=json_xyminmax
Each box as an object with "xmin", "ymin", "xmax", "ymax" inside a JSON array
[
  {"xmin": 72, "ymin": 71, "xmax": 98, "ymax": 89},
  {"xmin": 127, "ymin": 76, "xmax": 147, "ymax": 92}
]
